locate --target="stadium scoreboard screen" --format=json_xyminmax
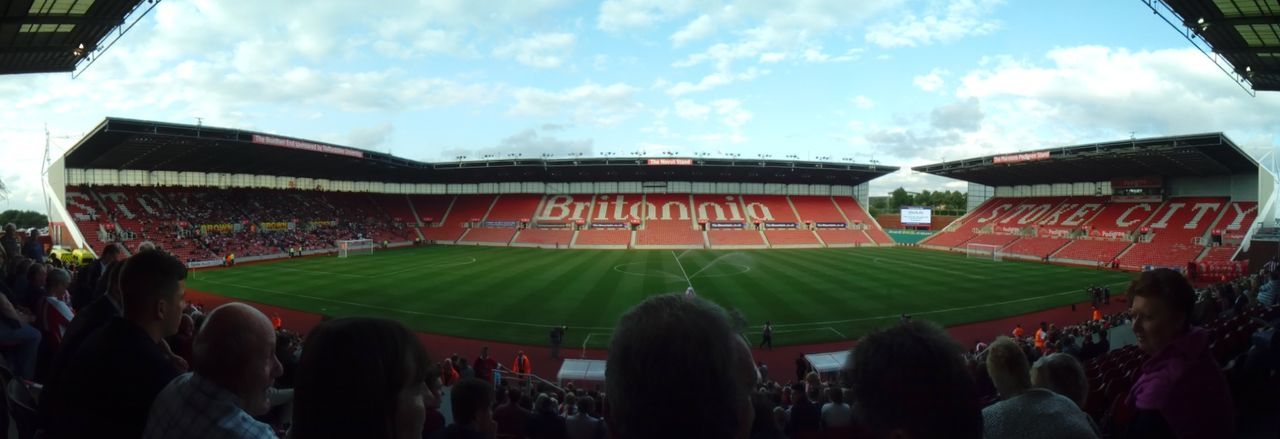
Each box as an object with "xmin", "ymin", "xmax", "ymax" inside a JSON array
[{"xmin": 901, "ymin": 206, "xmax": 932, "ymax": 229}]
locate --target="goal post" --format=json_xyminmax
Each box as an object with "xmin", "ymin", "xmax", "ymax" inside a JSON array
[
  {"xmin": 964, "ymin": 243, "xmax": 1002, "ymax": 261},
  {"xmin": 336, "ymin": 239, "xmax": 375, "ymax": 258}
]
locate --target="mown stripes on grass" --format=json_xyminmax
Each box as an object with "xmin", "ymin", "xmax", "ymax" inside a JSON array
[{"xmin": 187, "ymin": 246, "xmax": 1134, "ymax": 348}]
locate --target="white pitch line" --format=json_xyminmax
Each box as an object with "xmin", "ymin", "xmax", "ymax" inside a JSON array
[
  {"xmin": 272, "ymin": 266, "xmax": 372, "ymax": 279},
  {"xmin": 766, "ymin": 279, "xmax": 1132, "ymax": 329},
  {"xmin": 827, "ymin": 326, "xmax": 847, "ymax": 339},
  {"xmin": 198, "ymin": 277, "xmax": 615, "ymax": 330},
  {"xmin": 671, "ymin": 250, "xmax": 693, "ymax": 287},
  {"xmin": 383, "ymin": 257, "xmax": 478, "ymax": 276}
]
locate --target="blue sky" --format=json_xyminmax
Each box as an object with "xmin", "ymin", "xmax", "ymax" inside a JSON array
[{"xmin": 2, "ymin": 0, "xmax": 1279, "ymax": 213}]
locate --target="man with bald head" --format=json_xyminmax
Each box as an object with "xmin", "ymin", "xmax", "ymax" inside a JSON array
[{"xmin": 144, "ymin": 302, "xmax": 282, "ymax": 438}]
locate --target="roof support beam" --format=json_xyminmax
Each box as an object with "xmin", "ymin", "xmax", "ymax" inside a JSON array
[
  {"xmin": 1215, "ymin": 45, "xmax": 1280, "ymax": 55},
  {"xmin": 0, "ymin": 16, "xmax": 124, "ymax": 26},
  {"xmin": 1187, "ymin": 16, "xmax": 1280, "ymax": 29}
]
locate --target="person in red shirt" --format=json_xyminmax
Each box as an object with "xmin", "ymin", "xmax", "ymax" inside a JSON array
[
  {"xmin": 473, "ymin": 346, "xmax": 498, "ymax": 385},
  {"xmin": 1034, "ymin": 322, "xmax": 1048, "ymax": 351},
  {"xmin": 270, "ymin": 313, "xmax": 283, "ymax": 330},
  {"xmin": 1012, "ymin": 324, "xmax": 1025, "ymax": 339},
  {"xmin": 1091, "ymin": 307, "xmax": 1102, "ymax": 322}
]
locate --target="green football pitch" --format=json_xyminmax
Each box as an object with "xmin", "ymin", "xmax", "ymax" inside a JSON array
[{"xmin": 187, "ymin": 246, "xmax": 1135, "ymax": 348}]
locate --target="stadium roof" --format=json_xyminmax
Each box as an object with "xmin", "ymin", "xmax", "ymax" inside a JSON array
[
  {"xmin": 1, "ymin": 0, "xmax": 154, "ymax": 75},
  {"xmin": 1147, "ymin": 0, "xmax": 1280, "ymax": 93},
  {"xmin": 912, "ymin": 133, "xmax": 1259, "ymax": 187},
  {"xmin": 61, "ymin": 118, "xmax": 898, "ymax": 186}
]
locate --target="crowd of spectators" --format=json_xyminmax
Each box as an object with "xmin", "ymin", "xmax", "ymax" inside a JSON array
[
  {"xmin": 3, "ymin": 219, "xmax": 1278, "ymax": 438},
  {"xmin": 75, "ymin": 187, "xmax": 417, "ymax": 262}
]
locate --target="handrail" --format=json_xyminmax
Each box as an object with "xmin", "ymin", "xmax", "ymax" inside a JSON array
[{"xmin": 495, "ymin": 363, "xmax": 566, "ymax": 394}]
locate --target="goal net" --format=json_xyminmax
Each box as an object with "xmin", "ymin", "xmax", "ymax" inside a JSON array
[
  {"xmin": 964, "ymin": 243, "xmax": 1002, "ymax": 261},
  {"xmin": 336, "ymin": 239, "xmax": 375, "ymax": 258}
]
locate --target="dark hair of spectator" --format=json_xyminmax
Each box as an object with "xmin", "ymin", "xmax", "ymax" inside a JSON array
[
  {"xmin": 606, "ymin": 294, "xmax": 753, "ymax": 439},
  {"xmin": 1126, "ymin": 268, "xmax": 1196, "ymax": 327},
  {"xmin": 450, "ymin": 378, "xmax": 495, "ymax": 425},
  {"xmin": 844, "ymin": 320, "xmax": 983, "ymax": 439},
  {"xmin": 100, "ymin": 242, "xmax": 122, "ymax": 259},
  {"xmin": 291, "ymin": 317, "xmax": 430, "ymax": 439},
  {"xmin": 119, "ymin": 250, "xmax": 187, "ymax": 314}
]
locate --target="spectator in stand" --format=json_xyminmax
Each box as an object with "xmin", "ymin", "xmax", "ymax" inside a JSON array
[
  {"xmin": 566, "ymin": 395, "xmax": 605, "ymax": 439},
  {"xmin": 526, "ymin": 393, "xmax": 570, "ymax": 439},
  {"xmin": 844, "ymin": 320, "xmax": 982, "ymax": 439},
  {"xmin": 54, "ymin": 260, "xmax": 124, "ymax": 379},
  {"xmin": 0, "ymin": 223, "xmax": 19, "ymax": 260},
  {"xmin": 72, "ymin": 243, "xmax": 122, "ymax": 309},
  {"xmin": 291, "ymin": 317, "xmax": 431, "ymax": 439},
  {"xmin": 458, "ymin": 357, "xmax": 475, "ymax": 380},
  {"xmin": 1013, "ymin": 323, "xmax": 1025, "ymax": 339},
  {"xmin": 8, "ymin": 257, "xmax": 32, "ymax": 296},
  {"xmin": 167, "ymin": 313, "xmax": 196, "ymax": 364},
  {"xmin": 474, "ymin": 346, "xmax": 498, "ymax": 385},
  {"xmin": 1034, "ymin": 322, "xmax": 1049, "ymax": 352},
  {"xmin": 38, "ymin": 267, "xmax": 75, "ymax": 353},
  {"xmin": 22, "ymin": 229, "xmax": 44, "ymax": 262},
  {"xmin": 981, "ymin": 337, "xmax": 1097, "ymax": 439},
  {"xmin": 0, "ymin": 290, "xmax": 40, "ymax": 379},
  {"xmin": 137, "ymin": 240, "xmax": 157, "ymax": 253},
  {"xmin": 1031, "ymin": 353, "xmax": 1090, "ymax": 410},
  {"xmin": 794, "ymin": 353, "xmax": 809, "ymax": 382},
  {"xmin": 422, "ymin": 372, "xmax": 446, "ymax": 438},
  {"xmin": 143, "ymin": 303, "xmax": 281, "ymax": 438},
  {"xmin": 40, "ymin": 250, "xmax": 187, "ymax": 439},
  {"xmin": 786, "ymin": 383, "xmax": 822, "ymax": 435},
  {"xmin": 495, "ymin": 387, "xmax": 532, "ymax": 439},
  {"xmin": 820, "ymin": 387, "xmax": 853, "ymax": 430},
  {"xmin": 433, "ymin": 378, "xmax": 497, "ymax": 439},
  {"xmin": 749, "ymin": 393, "xmax": 785, "ymax": 439},
  {"xmin": 514, "ymin": 350, "xmax": 532, "ymax": 376},
  {"xmin": 19, "ymin": 262, "xmax": 47, "ymax": 311},
  {"xmin": 1126, "ymin": 269, "xmax": 1236, "ymax": 438},
  {"xmin": 605, "ymin": 294, "xmax": 757, "ymax": 439}
]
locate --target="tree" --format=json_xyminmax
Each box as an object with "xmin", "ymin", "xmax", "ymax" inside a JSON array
[
  {"xmin": 0, "ymin": 210, "xmax": 49, "ymax": 229},
  {"xmin": 889, "ymin": 188, "xmax": 912, "ymax": 209}
]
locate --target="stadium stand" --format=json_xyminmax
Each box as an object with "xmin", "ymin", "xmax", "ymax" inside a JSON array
[
  {"xmin": 1199, "ymin": 245, "xmax": 1239, "ymax": 263},
  {"xmin": 707, "ymin": 229, "xmax": 765, "ymax": 247},
  {"xmin": 1081, "ymin": 201, "xmax": 1160, "ymax": 239},
  {"xmin": 789, "ymin": 195, "xmax": 847, "ymax": 223},
  {"xmin": 741, "ymin": 195, "xmax": 801, "ymax": 223},
  {"xmin": 635, "ymin": 194, "xmax": 702, "ymax": 247},
  {"xmin": 1051, "ymin": 240, "xmax": 1132, "ymax": 266},
  {"xmin": 763, "ymin": 229, "xmax": 821, "ymax": 247},
  {"xmin": 817, "ymin": 229, "xmax": 872, "ymax": 246},
  {"xmin": 425, "ymin": 195, "xmax": 494, "ymax": 242},
  {"xmin": 370, "ymin": 193, "xmax": 417, "ymax": 225},
  {"xmin": 459, "ymin": 228, "xmax": 517, "ymax": 244},
  {"xmin": 832, "ymin": 196, "xmax": 893, "ymax": 244},
  {"xmin": 573, "ymin": 229, "xmax": 631, "ymax": 247},
  {"xmin": 1033, "ymin": 196, "xmax": 1108, "ymax": 237},
  {"xmin": 410, "ymin": 195, "xmax": 454, "ymax": 226},
  {"xmin": 512, "ymin": 228, "xmax": 574, "ymax": 247},
  {"xmin": 484, "ymin": 194, "xmax": 542, "ymax": 222},
  {"xmin": 999, "ymin": 236, "xmax": 1070, "ymax": 260},
  {"xmin": 1219, "ymin": 202, "xmax": 1259, "ymax": 242},
  {"xmin": 1114, "ymin": 197, "xmax": 1228, "ymax": 269}
]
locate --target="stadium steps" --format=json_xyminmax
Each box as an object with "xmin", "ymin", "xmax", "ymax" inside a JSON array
[
  {"xmin": 630, "ymin": 230, "xmax": 636, "ymax": 248},
  {"xmin": 1200, "ymin": 201, "xmax": 1234, "ymax": 244},
  {"xmin": 813, "ymin": 230, "xmax": 828, "ymax": 247},
  {"xmin": 785, "ymin": 196, "xmax": 804, "ymax": 224},
  {"xmin": 405, "ymin": 194, "xmax": 424, "ymax": 227},
  {"xmin": 584, "ymin": 195, "xmax": 598, "ymax": 227},
  {"xmin": 702, "ymin": 230, "xmax": 710, "ymax": 248},
  {"xmin": 1193, "ymin": 246, "xmax": 1211, "ymax": 262},
  {"xmin": 569, "ymin": 230, "xmax": 579, "ymax": 247},
  {"xmin": 478, "ymin": 195, "xmax": 501, "ymax": 223},
  {"xmin": 759, "ymin": 229, "xmax": 771, "ymax": 247},
  {"xmin": 830, "ymin": 195, "xmax": 854, "ymax": 225}
]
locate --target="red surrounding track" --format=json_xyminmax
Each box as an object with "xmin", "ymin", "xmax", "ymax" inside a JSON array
[{"xmin": 186, "ymin": 288, "xmax": 1133, "ymax": 384}]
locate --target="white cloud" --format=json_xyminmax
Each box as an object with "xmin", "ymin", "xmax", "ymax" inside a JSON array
[
  {"xmin": 509, "ymin": 83, "xmax": 643, "ymax": 126},
  {"xmin": 493, "ymin": 32, "xmax": 576, "ymax": 69},
  {"xmin": 674, "ymin": 100, "xmax": 711, "ymax": 120},
  {"xmin": 443, "ymin": 125, "xmax": 593, "ymax": 159},
  {"xmin": 348, "ymin": 123, "xmax": 396, "ymax": 149},
  {"xmin": 665, "ymin": 67, "xmax": 764, "ymax": 96},
  {"xmin": 597, "ymin": 0, "xmax": 697, "ymax": 32},
  {"xmin": 913, "ymin": 68, "xmax": 949, "ymax": 92},
  {"xmin": 671, "ymin": 13, "xmax": 720, "ymax": 47},
  {"xmin": 853, "ymin": 95, "xmax": 876, "ymax": 109},
  {"xmin": 711, "ymin": 99, "xmax": 752, "ymax": 129},
  {"xmin": 866, "ymin": 0, "xmax": 1004, "ymax": 48}
]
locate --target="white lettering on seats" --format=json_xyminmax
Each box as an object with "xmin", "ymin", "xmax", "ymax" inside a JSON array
[
  {"xmin": 1224, "ymin": 203, "xmax": 1258, "ymax": 230},
  {"xmin": 744, "ymin": 202, "xmax": 775, "ymax": 221},
  {"xmin": 100, "ymin": 192, "xmax": 135, "ymax": 219},
  {"xmin": 1040, "ymin": 203, "xmax": 1078, "ymax": 225},
  {"xmin": 978, "ymin": 204, "xmax": 1012, "ymax": 223},
  {"xmin": 698, "ymin": 202, "xmax": 727, "ymax": 221},
  {"xmin": 540, "ymin": 195, "xmax": 574, "ymax": 220},
  {"xmin": 66, "ymin": 192, "xmax": 96, "ymax": 221},
  {"xmin": 1148, "ymin": 203, "xmax": 1186, "ymax": 229},
  {"xmin": 1116, "ymin": 204, "xmax": 1153, "ymax": 227},
  {"xmin": 1016, "ymin": 204, "xmax": 1054, "ymax": 225},
  {"xmin": 725, "ymin": 196, "xmax": 744, "ymax": 221},
  {"xmin": 1182, "ymin": 203, "xmax": 1222, "ymax": 229},
  {"xmin": 662, "ymin": 201, "xmax": 690, "ymax": 220},
  {"xmin": 1061, "ymin": 204, "xmax": 1102, "ymax": 226}
]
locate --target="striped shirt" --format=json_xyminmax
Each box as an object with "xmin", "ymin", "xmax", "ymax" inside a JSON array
[{"xmin": 143, "ymin": 372, "xmax": 276, "ymax": 439}]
